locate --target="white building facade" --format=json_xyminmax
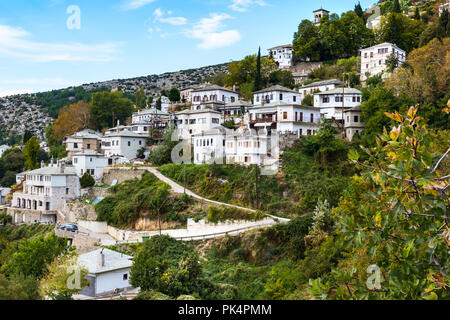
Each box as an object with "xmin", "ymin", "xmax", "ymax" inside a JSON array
[
  {"xmin": 11, "ymin": 162, "xmax": 80, "ymax": 224},
  {"xmin": 314, "ymin": 88, "xmax": 362, "ymax": 121},
  {"xmin": 360, "ymin": 43, "xmax": 406, "ymax": 81},
  {"xmin": 101, "ymin": 130, "xmax": 147, "ymax": 161},
  {"xmin": 176, "ymin": 109, "xmax": 223, "ymax": 139},
  {"xmin": 78, "ymin": 249, "xmax": 133, "ymax": 298},
  {"xmin": 299, "ymin": 79, "xmax": 344, "ymax": 100},
  {"xmin": 72, "ymin": 151, "xmax": 109, "ymax": 180},
  {"xmin": 268, "ymin": 45, "xmax": 294, "ymax": 69},
  {"xmin": 192, "ymin": 85, "xmax": 239, "ymax": 106}
]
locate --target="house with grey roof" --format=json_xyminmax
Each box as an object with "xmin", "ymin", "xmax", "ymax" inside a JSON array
[
  {"xmin": 77, "ymin": 248, "xmax": 134, "ymax": 297},
  {"xmin": 314, "ymin": 88, "xmax": 362, "ymax": 122}
]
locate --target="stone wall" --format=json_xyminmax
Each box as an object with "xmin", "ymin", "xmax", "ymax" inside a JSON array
[
  {"xmin": 82, "ymin": 187, "xmax": 113, "ymax": 201},
  {"xmin": 60, "ymin": 202, "xmax": 97, "ymax": 223},
  {"xmin": 102, "ymin": 167, "xmax": 148, "ymax": 185}
]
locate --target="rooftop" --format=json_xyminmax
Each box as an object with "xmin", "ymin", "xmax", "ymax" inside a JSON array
[
  {"xmin": 176, "ymin": 109, "xmax": 221, "ymax": 115},
  {"xmin": 192, "ymin": 85, "xmax": 238, "ymax": 94},
  {"xmin": 72, "ymin": 150, "xmax": 107, "ymax": 157},
  {"xmin": 104, "ymin": 129, "xmax": 145, "ymax": 138},
  {"xmin": 78, "ymin": 248, "xmax": 133, "ymax": 275},
  {"xmin": 361, "ymin": 42, "xmax": 405, "ymax": 52},
  {"xmin": 315, "ymin": 88, "xmax": 362, "ymax": 95},
  {"xmin": 25, "ymin": 165, "xmax": 77, "ymax": 176},
  {"xmin": 134, "ymin": 108, "xmax": 170, "ymax": 116},
  {"xmin": 300, "ymin": 79, "xmax": 344, "ymax": 89},
  {"xmin": 254, "ymin": 85, "xmax": 298, "ymax": 94},
  {"xmin": 268, "ymin": 44, "xmax": 293, "ymax": 50},
  {"xmin": 66, "ymin": 129, "xmax": 102, "ymax": 140}
]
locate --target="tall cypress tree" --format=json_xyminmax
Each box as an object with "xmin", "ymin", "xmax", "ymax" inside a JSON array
[
  {"xmin": 413, "ymin": 7, "xmax": 420, "ymax": 20},
  {"xmin": 354, "ymin": 2, "xmax": 365, "ymax": 22},
  {"xmin": 254, "ymin": 47, "xmax": 263, "ymax": 92},
  {"xmin": 392, "ymin": 0, "xmax": 401, "ymax": 14}
]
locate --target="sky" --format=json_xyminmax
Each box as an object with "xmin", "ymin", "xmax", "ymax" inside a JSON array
[{"xmin": 0, "ymin": 0, "xmax": 375, "ymax": 97}]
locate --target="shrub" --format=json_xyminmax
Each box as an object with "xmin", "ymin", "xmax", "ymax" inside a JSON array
[{"xmin": 80, "ymin": 172, "xmax": 95, "ymax": 188}]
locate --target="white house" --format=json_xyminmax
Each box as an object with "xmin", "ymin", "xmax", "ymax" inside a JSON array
[
  {"xmin": 0, "ymin": 145, "xmax": 10, "ymax": 158},
  {"xmin": 72, "ymin": 151, "xmax": 109, "ymax": 180},
  {"xmin": 313, "ymin": 8, "xmax": 330, "ymax": 26},
  {"xmin": 268, "ymin": 45, "xmax": 294, "ymax": 69},
  {"xmin": 64, "ymin": 130, "xmax": 103, "ymax": 162},
  {"xmin": 160, "ymin": 96, "xmax": 171, "ymax": 113},
  {"xmin": 299, "ymin": 79, "xmax": 344, "ymax": 100},
  {"xmin": 216, "ymin": 100, "xmax": 252, "ymax": 124},
  {"xmin": 248, "ymin": 103, "xmax": 320, "ymax": 136},
  {"xmin": 11, "ymin": 161, "xmax": 80, "ymax": 224},
  {"xmin": 101, "ymin": 130, "xmax": 147, "ymax": 161},
  {"xmin": 344, "ymin": 107, "xmax": 365, "ymax": 141},
  {"xmin": 365, "ymin": 4, "xmax": 382, "ymax": 30},
  {"xmin": 77, "ymin": 249, "xmax": 133, "ymax": 298},
  {"xmin": 175, "ymin": 109, "xmax": 223, "ymax": 139},
  {"xmin": 360, "ymin": 43, "xmax": 406, "ymax": 81},
  {"xmin": 191, "ymin": 85, "xmax": 239, "ymax": 106},
  {"xmin": 439, "ymin": 2, "xmax": 450, "ymax": 16},
  {"xmin": 193, "ymin": 127, "xmax": 229, "ymax": 165},
  {"xmin": 0, "ymin": 188, "xmax": 10, "ymax": 204},
  {"xmin": 253, "ymin": 85, "xmax": 302, "ymax": 106},
  {"xmin": 314, "ymin": 88, "xmax": 362, "ymax": 121},
  {"xmin": 225, "ymin": 128, "xmax": 276, "ymax": 167}
]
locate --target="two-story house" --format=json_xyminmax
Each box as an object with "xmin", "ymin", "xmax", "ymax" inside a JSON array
[
  {"xmin": 344, "ymin": 107, "xmax": 365, "ymax": 141},
  {"xmin": 191, "ymin": 85, "xmax": 239, "ymax": 107},
  {"xmin": 64, "ymin": 129, "xmax": 103, "ymax": 162},
  {"xmin": 360, "ymin": 42, "xmax": 406, "ymax": 81},
  {"xmin": 175, "ymin": 109, "xmax": 223, "ymax": 140},
  {"xmin": 314, "ymin": 88, "xmax": 362, "ymax": 122},
  {"xmin": 268, "ymin": 45, "xmax": 294, "ymax": 69},
  {"xmin": 299, "ymin": 79, "xmax": 344, "ymax": 100},
  {"xmin": 72, "ymin": 150, "xmax": 109, "ymax": 180},
  {"xmin": 11, "ymin": 161, "xmax": 80, "ymax": 224},
  {"xmin": 101, "ymin": 130, "xmax": 147, "ymax": 161}
]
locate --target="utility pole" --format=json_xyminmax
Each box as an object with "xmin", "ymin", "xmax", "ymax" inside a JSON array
[
  {"xmin": 183, "ymin": 162, "xmax": 186, "ymax": 194},
  {"xmin": 255, "ymin": 164, "xmax": 259, "ymax": 210}
]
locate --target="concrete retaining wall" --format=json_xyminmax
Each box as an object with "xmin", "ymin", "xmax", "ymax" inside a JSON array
[
  {"xmin": 78, "ymin": 220, "xmax": 108, "ymax": 233},
  {"xmin": 102, "ymin": 167, "xmax": 148, "ymax": 185}
]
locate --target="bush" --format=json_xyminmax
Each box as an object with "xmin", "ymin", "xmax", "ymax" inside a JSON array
[{"xmin": 80, "ymin": 172, "xmax": 95, "ymax": 188}]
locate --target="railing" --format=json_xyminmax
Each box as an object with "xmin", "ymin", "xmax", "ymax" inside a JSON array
[{"xmin": 250, "ymin": 117, "xmax": 276, "ymax": 124}]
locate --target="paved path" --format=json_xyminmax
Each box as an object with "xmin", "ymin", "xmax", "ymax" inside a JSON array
[{"xmin": 145, "ymin": 167, "xmax": 257, "ymax": 212}]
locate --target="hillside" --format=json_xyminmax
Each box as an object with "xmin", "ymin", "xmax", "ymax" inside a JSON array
[{"xmin": 0, "ymin": 62, "xmax": 228, "ymax": 144}]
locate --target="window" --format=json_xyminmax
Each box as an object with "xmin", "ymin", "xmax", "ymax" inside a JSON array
[
  {"xmin": 280, "ymin": 94, "xmax": 283, "ymax": 101},
  {"xmin": 212, "ymin": 118, "xmax": 220, "ymax": 124},
  {"xmin": 354, "ymin": 116, "xmax": 359, "ymax": 123},
  {"xmin": 73, "ymin": 158, "xmax": 78, "ymax": 164},
  {"xmin": 283, "ymin": 112, "xmax": 288, "ymax": 120},
  {"xmin": 123, "ymin": 274, "xmax": 128, "ymax": 281},
  {"xmin": 323, "ymin": 97, "xmax": 330, "ymax": 103},
  {"xmin": 300, "ymin": 112, "xmax": 303, "ymax": 122},
  {"xmin": 74, "ymin": 143, "xmax": 78, "ymax": 149},
  {"xmin": 87, "ymin": 144, "xmax": 91, "ymax": 149},
  {"xmin": 90, "ymin": 158, "xmax": 93, "ymax": 162},
  {"xmin": 128, "ymin": 141, "xmax": 131, "ymax": 147},
  {"xmin": 66, "ymin": 188, "xmax": 69, "ymax": 195},
  {"xmin": 310, "ymin": 114, "xmax": 314, "ymax": 123},
  {"xmin": 293, "ymin": 96, "xmax": 297, "ymax": 102}
]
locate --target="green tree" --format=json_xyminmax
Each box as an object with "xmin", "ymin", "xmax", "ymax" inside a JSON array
[
  {"xmin": 39, "ymin": 254, "xmax": 89, "ymax": 300},
  {"xmin": 1, "ymin": 233, "xmax": 67, "ymax": 278},
  {"xmin": 354, "ymin": 2, "xmax": 365, "ymax": 22},
  {"xmin": 268, "ymin": 70, "xmax": 295, "ymax": 89},
  {"xmin": 168, "ymin": 87, "xmax": 181, "ymax": 103},
  {"xmin": 392, "ymin": 0, "xmax": 401, "ymax": 13},
  {"xmin": 293, "ymin": 20, "xmax": 322, "ymax": 61},
  {"xmin": 89, "ymin": 91, "xmax": 134, "ymax": 130},
  {"xmin": 413, "ymin": 7, "xmax": 420, "ymax": 20},
  {"xmin": 135, "ymin": 87, "xmax": 147, "ymax": 110},
  {"xmin": 23, "ymin": 130, "xmax": 34, "ymax": 144},
  {"xmin": 23, "ymin": 136, "xmax": 40, "ymax": 170},
  {"xmin": 254, "ymin": 47, "xmax": 263, "ymax": 91},
  {"xmin": 80, "ymin": 172, "xmax": 95, "ymax": 188},
  {"xmin": 311, "ymin": 106, "xmax": 449, "ymax": 300}
]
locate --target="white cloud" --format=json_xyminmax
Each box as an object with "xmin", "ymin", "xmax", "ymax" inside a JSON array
[
  {"xmin": 229, "ymin": 0, "xmax": 266, "ymax": 12},
  {"xmin": 186, "ymin": 13, "xmax": 241, "ymax": 50},
  {"xmin": 153, "ymin": 8, "xmax": 187, "ymax": 25},
  {"xmin": 0, "ymin": 24, "xmax": 123, "ymax": 63},
  {"xmin": 122, "ymin": 0, "xmax": 157, "ymax": 11}
]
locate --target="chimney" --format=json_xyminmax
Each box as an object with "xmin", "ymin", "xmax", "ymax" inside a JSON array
[
  {"xmin": 59, "ymin": 161, "xmax": 65, "ymax": 174},
  {"xmin": 41, "ymin": 160, "xmax": 45, "ymax": 168},
  {"xmin": 233, "ymin": 85, "xmax": 236, "ymax": 92},
  {"xmin": 98, "ymin": 250, "xmax": 105, "ymax": 267}
]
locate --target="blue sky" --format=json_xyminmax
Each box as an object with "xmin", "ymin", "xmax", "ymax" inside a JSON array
[{"xmin": 0, "ymin": 0, "xmax": 374, "ymax": 96}]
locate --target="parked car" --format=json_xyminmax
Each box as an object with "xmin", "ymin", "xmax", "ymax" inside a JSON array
[{"xmin": 60, "ymin": 224, "xmax": 78, "ymax": 232}]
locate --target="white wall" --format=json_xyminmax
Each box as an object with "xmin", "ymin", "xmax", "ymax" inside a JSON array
[{"xmin": 95, "ymin": 268, "xmax": 131, "ymax": 296}]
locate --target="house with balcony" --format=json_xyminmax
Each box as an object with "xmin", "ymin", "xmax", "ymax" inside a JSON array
[
  {"xmin": 64, "ymin": 129, "xmax": 103, "ymax": 162},
  {"xmin": 360, "ymin": 43, "xmax": 406, "ymax": 81},
  {"xmin": 10, "ymin": 161, "xmax": 80, "ymax": 224},
  {"xmin": 191, "ymin": 85, "xmax": 239, "ymax": 107},
  {"xmin": 314, "ymin": 88, "xmax": 362, "ymax": 122},
  {"xmin": 193, "ymin": 127, "xmax": 229, "ymax": 165},
  {"xmin": 268, "ymin": 45, "xmax": 294, "ymax": 69},
  {"xmin": 216, "ymin": 100, "xmax": 252, "ymax": 125},
  {"xmin": 299, "ymin": 79, "xmax": 344, "ymax": 100},
  {"xmin": 249, "ymin": 86, "xmax": 320, "ymax": 136}
]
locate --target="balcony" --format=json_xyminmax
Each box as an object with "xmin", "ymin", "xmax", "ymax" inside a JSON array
[{"xmin": 250, "ymin": 116, "xmax": 276, "ymax": 124}]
